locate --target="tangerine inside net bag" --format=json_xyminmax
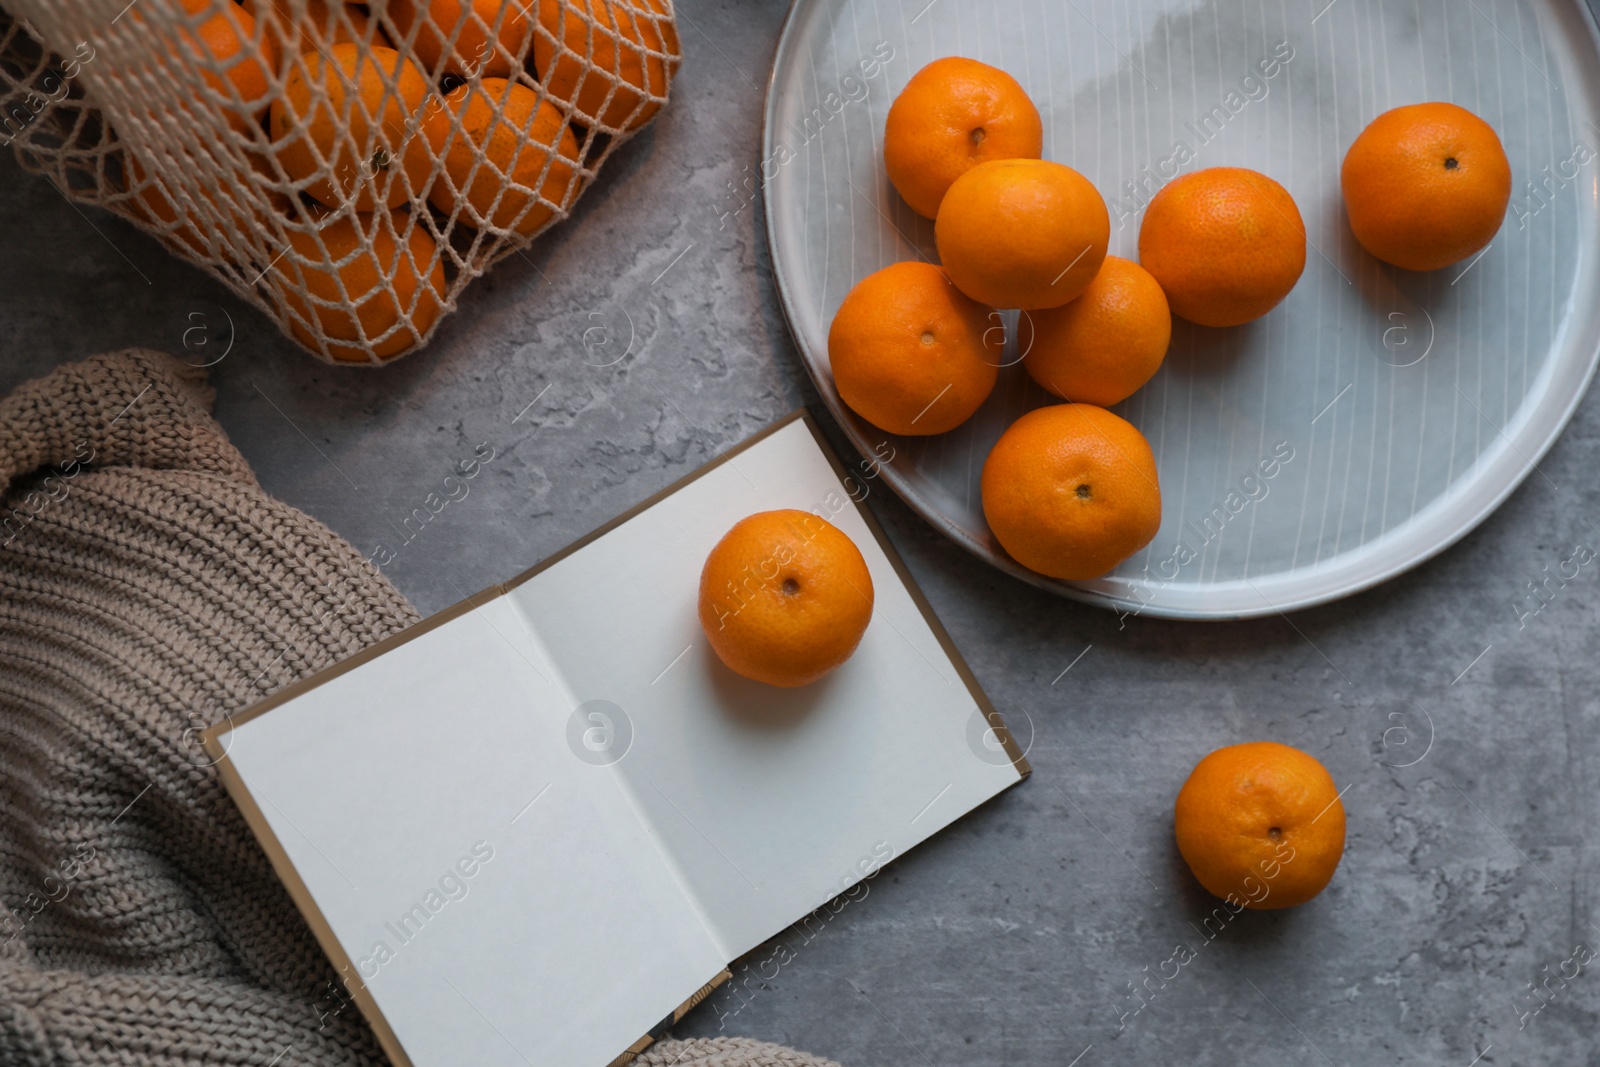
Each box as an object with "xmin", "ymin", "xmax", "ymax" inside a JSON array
[{"xmin": 0, "ymin": 0, "xmax": 680, "ymax": 364}]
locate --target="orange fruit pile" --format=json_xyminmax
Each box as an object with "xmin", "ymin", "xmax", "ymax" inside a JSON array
[
  {"xmin": 830, "ymin": 55, "xmax": 1512, "ymax": 582},
  {"xmin": 1174, "ymin": 742, "xmax": 1347, "ymax": 910},
  {"xmin": 836, "ymin": 55, "xmax": 1168, "ymax": 581},
  {"xmin": 122, "ymin": 0, "xmax": 682, "ymax": 362},
  {"xmin": 698, "ymin": 510, "xmax": 875, "ymax": 688}
]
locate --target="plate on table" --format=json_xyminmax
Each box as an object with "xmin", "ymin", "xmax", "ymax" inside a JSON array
[{"xmin": 762, "ymin": 0, "xmax": 1600, "ymax": 619}]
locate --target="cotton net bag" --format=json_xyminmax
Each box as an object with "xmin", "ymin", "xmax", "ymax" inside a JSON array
[{"xmin": 0, "ymin": 0, "xmax": 679, "ymax": 364}]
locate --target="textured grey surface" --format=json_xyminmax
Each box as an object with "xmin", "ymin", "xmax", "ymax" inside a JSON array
[{"xmin": 3, "ymin": 1, "xmax": 1600, "ymax": 1065}]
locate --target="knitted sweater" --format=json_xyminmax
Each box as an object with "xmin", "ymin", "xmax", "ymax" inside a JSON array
[{"xmin": 0, "ymin": 350, "xmax": 842, "ymax": 1067}]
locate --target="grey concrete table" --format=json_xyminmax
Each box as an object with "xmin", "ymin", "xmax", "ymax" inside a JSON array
[{"xmin": 3, "ymin": 2, "xmax": 1599, "ymax": 1064}]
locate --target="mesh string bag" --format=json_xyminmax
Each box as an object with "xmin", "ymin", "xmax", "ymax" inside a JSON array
[{"xmin": 0, "ymin": 0, "xmax": 679, "ymax": 365}]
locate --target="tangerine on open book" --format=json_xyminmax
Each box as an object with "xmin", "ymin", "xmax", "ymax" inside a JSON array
[
  {"xmin": 935, "ymin": 158, "xmax": 1110, "ymax": 310},
  {"xmin": 827, "ymin": 261, "xmax": 1001, "ymax": 437},
  {"xmin": 1174, "ymin": 741, "xmax": 1346, "ymax": 910},
  {"xmin": 422, "ymin": 78, "xmax": 580, "ymax": 236},
  {"xmin": 883, "ymin": 56, "xmax": 1043, "ymax": 219},
  {"xmin": 1137, "ymin": 166, "xmax": 1306, "ymax": 328},
  {"xmin": 1341, "ymin": 102, "xmax": 1513, "ymax": 272},
  {"xmin": 269, "ymin": 43, "xmax": 432, "ymax": 210},
  {"xmin": 532, "ymin": 0, "xmax": 681, "ymax": 132},
  {"xmin": 698, "ymin": 510, "xmax": 874, "ymax": 689},
  {"xmin": 277, "ymin": 211, "xmax": 447, "ymax": 362},
  {"xmin": 387, "ymin": 0, "xmax": 535, "ymax": 78},
  {"xmin": 980, "ymin": 403, "xmax": 1161, "ymax": 581}
]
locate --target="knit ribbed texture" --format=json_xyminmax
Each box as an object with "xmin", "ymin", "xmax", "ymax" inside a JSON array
[
  {"xmin": 640, "ymin": 1038, "xmax": 845, "ymax": 1067},
  {"xmin": 0, "ymin": 349, "xmax": 846, "ymax": 1067}
]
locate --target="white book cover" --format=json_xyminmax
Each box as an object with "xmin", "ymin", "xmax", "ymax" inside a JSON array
[{"xmin": 204, "ymin": 412, "xmax": 1030, "ymax": 1067}]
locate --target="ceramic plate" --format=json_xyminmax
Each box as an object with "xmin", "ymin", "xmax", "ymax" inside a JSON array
[{"xmin": 762, "ymin": 0, "xmax": 1600, "ymax": 619}]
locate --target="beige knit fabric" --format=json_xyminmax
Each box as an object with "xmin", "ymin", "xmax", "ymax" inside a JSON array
[
  {"xmin": 638, "ymin": 1039, "xmax": 844, "ymax": 1067},
  {"xmin": 0, "ymin": 349, "xmax": 842, "ymax": 1067}
]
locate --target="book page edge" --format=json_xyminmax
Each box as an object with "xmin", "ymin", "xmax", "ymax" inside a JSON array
[{"xmin": 209, "ymin": 746, "xmax": 417, "ymax": 1067}]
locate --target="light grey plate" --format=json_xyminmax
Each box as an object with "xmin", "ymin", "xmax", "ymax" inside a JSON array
[{"xmin": 762, "ymin": 0, "xmax": 1600, "ymax": 619}]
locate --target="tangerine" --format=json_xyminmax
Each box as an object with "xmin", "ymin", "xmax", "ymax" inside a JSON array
[
  {"xmin": 423, "ymin": 78, "xmax": 580, "ymax": 235},
  {"xmin": 1023, "ymin": 256, "xmax": 1171, "ymax": 407},
  {"xmin": 276, "ymin": 211, "xmax": 447, "ymax": 362},
  {"xmin": 1174, "ymin": 741, "xmax": 1346, "ymax": 910},
  {"xmin": 1341, "ymin": 102, "xmax": 1512, "ymax": 272},
  {"xmin": 935, "ymin": 158, "xmax": 1110, "ymax": 310},
  {"xmin": 125, "ymin": 150, "xmax": 287, "ymax": 256},
  {"xmin": 698, "ymin": 510, "xmax": 874, "ymax": 688},
  {"xmin": 980, "ymin": 403, "xmax": 1161, "ymax": 580},
  {"xmin": 883, "ymin": 56, "xmax": 1043, "ymax": 219},
  {"xmin": 269, "ymin": 43, "xmax": 432, "ymax": 210},
  {"xmin": 828, "ymin": 261, "xmax": 1001, "ymax": 436},
  {"xmin": 387, "ymin": 0, "xmax": 534, "ymax": 78},
  {"xmin": 532, "ymin": 0, "xmax": 680, "ymax": 131},
  {"xmin": 1137, "ymin": 167, "xmax": 1306, "ymax": 328},
  {"xmin": 168, "ymin": 0, "xmax": 278, "ymax": 133}
]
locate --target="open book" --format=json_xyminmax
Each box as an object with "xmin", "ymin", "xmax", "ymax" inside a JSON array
[{"xmin": 204, "ymin": 412, "xmax": 1030, "ymax": 1067}]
